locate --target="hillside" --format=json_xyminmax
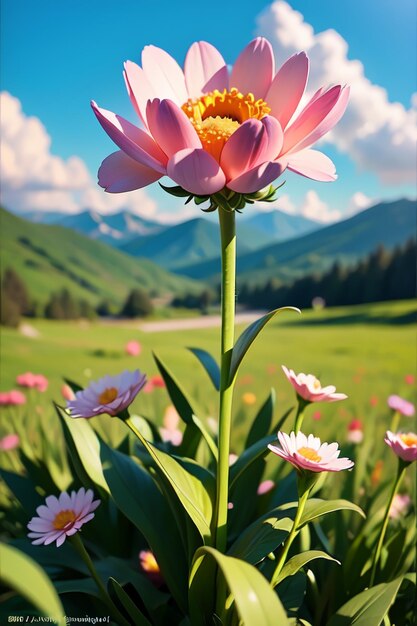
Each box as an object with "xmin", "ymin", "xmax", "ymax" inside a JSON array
[
  {"xmin": 177, "ymin": 198, "xmax": 416, "ymax": 283},
  {"xmin": 0, "ymin": 208, "xmax": 202, "ymax": 306}
]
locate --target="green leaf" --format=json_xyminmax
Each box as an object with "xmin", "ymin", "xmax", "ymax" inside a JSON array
[
  {"xmin": 274, "ymin": 550, "xmax": 340, "ymax": 586},
  {"xmin": 55, "ymin": 577, "xmax": 100, "ymax": 598},
  {"xmin": 189, "ymin": 546, "xmax": 290, "ymax": 626},
  {"xmin": 229, "ymin": 433, "xmax": 278, "ymax": 489},
  {"xmin": 246, "ymin": 389, "xmax": 275, "ymax": 447},
  {"xmin": 108, "ymin": 577, "xmax": 152, "ymax": 626},
  {"xmin": 63, "ymin": 377, "xmax": 83, "ymax": 393},
  {"xmin": 276, "ymin": 571, "xmax": 306, "ymax": 614},
  {"xmin": 188, "ymin": 347, "xmax": 220, "ymax": 391},
  {"xmin": 228, "ymin": 307, "xmax": 300, "ymax": 384},
  {"xmin": 0, "ymin": 469, "xmax": 44, "ymax": 515},
  {"xmin": 159, "ymin": 182, "xmax": 191, "ymax": 197},
  {"xmin": 228, "ymin": 516, "xmax": 292, "ymax": 564},
  {"xmin": 300, "ymin": 499, "xmax": 366, "ymax": 527},
  {"xmin": 100, "ymin": 442, "xmax": 188, "ymax": 612},
  {"xmin": 326, "ymin": 577, "xmax": 404, "ymax": 626},
  {"xmin": 0, "ymin": 543, "xmax": 66, "ymax": 624}
]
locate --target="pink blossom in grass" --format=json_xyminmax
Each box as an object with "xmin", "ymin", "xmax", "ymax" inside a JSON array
[
  {"xmin": 150, "ymin": 375, "xmax": 165, "ymax": 388},
  {"xmin": 404, "ymin": 374, "xmax": 415, "ymax": 386},
  {"xmin": 125, "ymin": 340, "xmax": 142, "ymax": 357},
  {"xmin": 160, "ymin": 405, "xmax": 182, "ymax": 446},
  {"xmin": 92, "ymin": 39, "xmax": 348, "ymax": 198},
  {"xmin": 387, "ymin": 395, "xmax": 415, "ymax": 417},
  {"xmin": 312, "ymin": 410, "xmax": 322, "ymax": 421},
  {"xmin": 66, "ymin": 370, "xmax": 146, "ymax": 418},
  {"xmin": 347, "ymin": 419, "xmax": 364, "ymax": 444},
  {"xmin": 0, "ymin": 390, "xmax": 26, "ymax": 406},
  {"xmin": 61, "ymin": 384, "xmax": 75, "ymax": 401},
  {"xmin": 257, "ymin": 479, "xmax": 275, "ymax": 495},
  {"xmin": 27, "ymin": 488, "xmax": 100, "ymax": 547},
  {"xmin": 389, "ymin": 494, "xmax": 411, "ymax": 519},
  {"xmin": 0, "ymin": 434, "xmax": 20, "ymax": 451},
  {"xmin": 370, "ymin": 395, "xmax": 379, "ymax": 407},
  {"xmin": 16, "ymin": 372, "xmax": 48, "ymax": 392},
  {"xmin": 268, "ymin": 431, "xmax": 354, "ymax": 473},
  {"xmin": 384, "ymin": 431, "xmax": 417, "ymax": 463},
  {"xmin": 282, "ymin": 365, "xmax": 347, "ymax": 404}
]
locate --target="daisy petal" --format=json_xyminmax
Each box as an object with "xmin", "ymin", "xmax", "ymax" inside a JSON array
[
  {"xmin": 167, "ymin": 148, "xmax": 226, "ymax": 195},
  {"xmin": 227, "ymin": 160, "xmax": 285, "ymax": 194},
  {"xmin": 146, "ymin": 99, "xmax": 201, "ymax": 158},
  {"xmin": 124, "ymin": 61, "xmax": 157, "ymax": 126},
  {"xmin": 266, "ymin": 52, "xmax": 309, "ymax": 130},
  {"xmin": 141, "ymin": 45, "xmax": 188, "ymax": 106},
  {"xmin": 231, "ymin": 37, "xmax": 274, "ymax": 100},
  {"xmin": 184, "ymin": 41, "xmax": 229, "ymax": 99},
  {"xmin": 98, "ymin": 151, "xmax": 162, "ymax": 192}
]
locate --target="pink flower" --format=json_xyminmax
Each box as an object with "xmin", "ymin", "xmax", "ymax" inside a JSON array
[
  {"xmin": 347, "ymin": 418, "xmax": 364, "ymax": 443},
  {"xmin": 404, "ymin": 374, "xmax": 415, "ymax": 386},
  {"xmin": 0, "ymin": 434, "xmax": 20, "ymax": 451},
  {"xmin": 125, "ymin": 340, "xmax": 142, "ymax": 356},
  {"xmin": 66, "ymin": 370, "xmax": 147, "ymax": 418},
  {"xmin": 159, "ymin": 405, "xmax": 183, "ymax": 446},
  {"xmin": 384, "ymin": 431, "xmax": 417, "ymax": 463},
  {"xmin": 389, "ymin": 493, "xmax": 411, "ymax": 519},
  {"xmin": 370, "ymin": 395, "xmax": 379, "ymax": 407},
  {"xmin": 16, "ymin": 372, "xmax": 48, "ymax": 392},
  {"xmin": 312, "ymin": 410, "xmax": 322, "ymax": 421},
  {"xmin": 268, "ymin": 431, "xmax": 354, "ymax": 473},
  {"xmin": 0, "ymin": 390, "xmax": 26, "ymax": 406},
  {"xmin": 139, "ymin": 550, "xmax": 163, "ymax": 586},
  {"xmin": 61, "ymin": 384, "xmax": 75, "ymax": 401},
  {"xmin": 92, "ymin": 39, "xmax": 348, "ymax": 198},
  {"xmin": 150, "ymin": 375, "xmax": 165, "ymax": 388},
  {"xmin": 282, "ymin": 365, "xmax": 347, "ymax": 403},
  {"xmin": 387, "ymin": 395, "xmax": 415, "ymax": 417},
  {"xmin": 27, "ymin": 487, "xmax": 100, "ymax": 547},
  {"xmin": 257, "ymin": 479, "xmax": 275, "ymax": 495}
]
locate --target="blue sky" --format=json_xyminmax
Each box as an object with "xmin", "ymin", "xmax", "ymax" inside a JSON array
[{"xmin": 1, "ymin": 0, "xmax": 416, "ymax": 223}]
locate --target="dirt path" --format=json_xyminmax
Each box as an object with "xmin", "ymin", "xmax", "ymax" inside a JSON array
[{"xmin": 137, "ymin": 311, "xmax": 266, "ymax": 333}]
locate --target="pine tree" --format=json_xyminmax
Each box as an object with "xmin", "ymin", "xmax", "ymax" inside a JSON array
[{"xmin": 120, "ymin": 288, "xmax": 153, "ymax": 318}]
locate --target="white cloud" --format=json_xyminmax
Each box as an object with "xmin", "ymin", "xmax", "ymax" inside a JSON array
[
  {"xmin": 256, "ymin": 1, "xmax": 417, "ymax": 184},
  {"xmin": 0, "ymin": 91, "xmax": 158, "ymax": 218},
  {"xmin": 346, "ymin": 191, "xmax": 375, "ymax": 216}
]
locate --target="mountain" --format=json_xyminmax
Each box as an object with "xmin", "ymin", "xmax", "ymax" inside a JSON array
[
  {"xmin": 0, "ymin": 208, "xmax": 202, "ymax": 306},
  {"xmin": 243, "ymin": 210, "xmax": 319, "ymax": 241},
  {"xmin": 176, "ymin": 199, "xmax": 417, "ymax": 283}
]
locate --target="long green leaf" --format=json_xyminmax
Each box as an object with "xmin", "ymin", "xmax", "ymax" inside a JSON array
[
  {"xmin": 188, "ymin": 347, "xmax": 220, "ymax": 390},
  {"xmin": 300, "ymin": 499, "xmax": 365, "ymax": 527},
  {"xmin": 326, "ymin": 577, "xmax": 404, "ymax": 626},
  {"xmin": 189, "ymin": 546, "xmax": 290, "ymax": 626},
  {"xmin": 108, "ymin": 577, "xmax": 152, "ymax": 626},
  {"xmin": 0, "ymin": 543, "xmax": 66, "ymax": 624},
  {"xmin": 229, "ymin": 307, "xmax": 300, "ymax": 384},
  {"xmin": 229, "ymin": 433, "xmax": 277, "ymax": 489},
  {"xmin": 274, "ymin": 550, "xmax": 340, "ymax": 586},
  {"xmin": 228, "ymin": 516, "xmax": 292, "ymax": 564},
  {"xmin": 246, "ymin": 389, "xmax": 275, "ymax": 447}
]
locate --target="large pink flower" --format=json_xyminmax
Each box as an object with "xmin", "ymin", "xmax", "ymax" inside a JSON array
[
  {"xmin": 92, "ymin": 38, "xmax": 349, "ymax": 197},
  {"xmin": 282, "ymin": 365, "xmax": 347, "ymax": 403},
  {"xmin": 384, "ymin": 431, "xmax": 417, "ymax": 463}
]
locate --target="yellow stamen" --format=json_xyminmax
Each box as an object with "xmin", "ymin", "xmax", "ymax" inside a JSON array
[
  {"xmin": 298, "ymin": 447, "xmax": 322, "ymax": 463},
  {"xmin": 182, "ymin": 87, "xmax": 270, "ymax": 162},
  {"xmin": 53, "ymin": 509, "xmax": 76, "ymax": 530},
  {"xmin": 313, "ymin": 379, "xmax": 321, "ymax": 390},
  {"xmin": 98, "ymin": 387, "xmax": 118, "ymax": 404},
  {"xmin": 400, "ymin": 433, "xmax": 417, "ymax": 447}
]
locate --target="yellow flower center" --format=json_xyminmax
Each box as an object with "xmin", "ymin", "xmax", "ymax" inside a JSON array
[
  {"xmin": 400, "ymin": 433, "xmax": 417, "ymax": 447},
  {"xmin": 313, "ymin": 379, "xmax": 321, "ymax": 390},
  {"xmin": 140, "ymin": 551, "xmax": 160, "ymax": 574},
  {"xmin": 98, "ymin": 387, "xmax": 118, "ymax": 404},
  {"xmin": 53, "ymin": 509, "xmax": 76, "ymax": 530},
  {"xmin": 298, "ymin": 447, "xmax": 322, "ymax": 463},
  {"xmin": 182, "ymin": 87, "xmax": 270, "ymax": 162}
]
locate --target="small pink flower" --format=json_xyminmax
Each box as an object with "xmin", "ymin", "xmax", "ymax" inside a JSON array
[
  {"xmin": 27, "ymin": 487, "xmax": 100, "ymax": 547},
  {"xmin": 227, "ymin": 502, "xmax": 234, "ymax": 510},
  {"xmin": 370, "ymin": 395, "xmax": 379, "ymax": 407},
  {"xmin": 139, "ymin": 550, "xmax": 163, "ymax": 586},
  {"xmin": 312, "ymin": 410, "xmax": 322, "ymax": 421},
  {"xmin": 268, "ymin": 431, "xmax": 354, "ymax": 473},
  {"xmin": 347, "ymin": 419, "xmax": 364, "ymax": 443},
  {"xmin": 125, "ymin": 340, "xmax": 142, "ymax": 356},
  {"xmin": 257, "ymin": 479, "xmax": 275, "ymax": 495},
  {"xmin": 150, "ymin": 375, "xmax": 165, "ymax": 388},
  {"xmin": 384, "ymin": 431, "xmax": 417, "ymax": 463},
  {"xmin": 282, "ymin": 365, "xmax": 347, "ymax": 404},
  {"xmin": 404, "ymin": 374, "xmax": 415, "ymax": 386},
  {"xmin": 229, "ymin": 453, "xmax": 238, "ymax": 466},
  {"xmin": 348, "ymin": 419, "xmax": 363, "ymax": 431},
  {"xmin": 160, "ymin": 408, "xmax": 183, "ymax": 446},
  {"xmin": 0, "ymin": 390, "xmax": 26, "ymax": 406},
  {"xmin": 387, "ymin": 395, "xmax": 415, "ymax": 417},
  {"xmin": 61, "ymin": 384, "xmax": 75, "ymax": 401},
  {"xmin": 389, "ymin": 493, "xmax": 411, "ymax": 519},
  {"xmin": 16, "ymin": 372, "xmax": 48, "ymax": 392},
  {"xmin": 0, "ymin": 434, "xmax": 20, "ymax": 451},
  {"xmin": 66, "ymin": 370, "xmax": 147, "ymax": 418}
]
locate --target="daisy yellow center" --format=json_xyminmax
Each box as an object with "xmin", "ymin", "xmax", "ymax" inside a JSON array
[
  {"xmin": 400, "ymin": 433, "xmax": 417, "ymax": 447},
  {"xmin": 298, "ymin": 447, "xmax": 322, "ymax": 462},
  {"xmin": 53, "ymin": 509, "xmax": 76, "ymax": 530},
  {"xmin": 98, "ymin": 387, "xmax": 118, "ymax": 404},
  {"xmin": 182, "ymin": 87, "xmax": 270, "ymax": 161},
  {"xmin": 313, "ymin": 379, "xmax": 321, "ymax": 390}
]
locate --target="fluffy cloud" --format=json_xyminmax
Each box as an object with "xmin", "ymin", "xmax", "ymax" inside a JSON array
[
  {"xmin": 256, "ymin": 2, "xmax": 417, "ymax": 184},
  {"xmin": 0, "ymin": 91, "xmax": 157, "ymax": 217},
  {"xmin": 269, "ymin": 191, "xmax": 342, "ymax": 223}
]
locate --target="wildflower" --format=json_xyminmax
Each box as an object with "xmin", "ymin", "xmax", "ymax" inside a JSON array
[
  {"xmin": 312, "ymin": 410, "xmax": 321, "ymax": 421},
  {"xmin": 229, "ymin": 453, "xmax": 238, "ymax": 466},
  {"xmin": 370, "ymin": 395, "xmax": 379, "ymax": 407},
  {"xmin": 93, "ymin": 38, "xmax": 348, "ymax": 197},
  {"xmin": 242, "ymin": 392, "xmax": 257, "ymax": 405},
  {"xmin": 0, "ymin": 390, "xmax": 26, "ymax": 406},
  {"xmin": 387, "ymin": 395, "xmax": 415, "ymax": 417},
  {"xmin": 139, "ymin": 550, "xmax": 163, "ymax": 586},
  {"xmin": 347, "ymin": 419, "xmax": 364, "ymax": 443},
  {"xmin": 257, "ymin": 479, "xmax": 275, "ymax": 495},
  {"xmin": 66, "ymin": 370, "xmax": 146, "ymax": 418},
  {"xmin": 0, "ymin": 434, "xmax": 20, "ymax": 451},
  {"xmin": 404, "ymin": 374, "xmax": 415, "ymax": 386},
  {"xmin": 16, "ymin": 372, "xmax": 48, "ymax": 392},
  {"xmin": 371, "ymin": 460, "xmax": 384, "ymax": 486},
  {"xmin": 160, "ymin": 405, "xmax": 183, "ymax": 446},
  {"xmin": 384, "ymin": 431, "xmax": 417, "ymax": 463},
  {"xmin": 61, "ymin": 384, "xmax": 75, "ymax": 401},
  {"xmin": 150, "ymin": 375, "xmax": 165, "ymax": 388},
  {"xmin": 27, "ymin": 488, "xmax": 100, "ymax": 547},
  {"xmin": 282, "ymin": 365, "xmax": 347, "ymax": 403},
  {"xmin": 125, "ymin": 340, "xmax": 142, "ymax": 356},
  {"xmin": 389, "ymin": 493, "xmax": 411, "ymax": 519},
  {"xmin": 268, "ymin": 431, "xmax": 354, "ymax": 473}
]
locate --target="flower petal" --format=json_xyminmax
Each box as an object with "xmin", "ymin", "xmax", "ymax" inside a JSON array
[
  {"xmin": 231, "ymin": 37, "xmax": 275, "ymax": 99},
  {"xmin": 287, "ymin": 149, "xmax": 337, "ymax": 182},
  {"xmin": 167, "ymin": 148, "xmax": 226, "ymax": 195},
  {"xmin": 184, "ymin": 41, "xmax": 229, "ymax": 99},
  {"xmin": 91, "ymin": 102, "xmax": 166, "ymax": 172},
  {"xmin": 98, "ymin": 151, "xmax": 162, "ymax": 192},
  {"xmin": 221, "ymin": 116, "xmax": 283, "ymax": 181},
  {"xmin": 227, "ymin": 160, "xmax": 285, "ymax": 194},
  {"xmin": 123, "ymin": 61, "xmax": 158, "ymax": 126},
  {"xmin": 146, "ymin": 99, "xmax": 201, "ymax": 158},
  {"xmin": 266, "ymin": 52, "xmax": 309, "ymax": 130},
  {"xmin": 141, "ymin": 45, "xmax": 188, "ymax": 106}
]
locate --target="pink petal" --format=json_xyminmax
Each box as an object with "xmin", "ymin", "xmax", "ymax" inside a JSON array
[
  {"xmin": 281, "ymin": 86, "xmax": 343, "ymax": 154},
  {"xmin": 287, "ymin": 149, "xmax": 337, "ymax": 182},
  {"xmin": 146, "ymin": 99, "xmax": 201, "ymax": 158},
  {"xmin": 124, "ymin": 61, "xmax": 158, "ymax": 126},
  {"xmin": 227, "ymin": 160, "xmax": 285, "ymax": 194},
  {"xmin": 56, "ymin": 534, "xmax": 67, "ymax": 547},
  {"xmin": 184, "ymin": 41, "xmax": 229, "ymax": 99},
  {"xmin": 35, "ymin": 505, "xmax": 56, "ymax": 521},
  {"xmin": 266, "ymin": 52, "xmax": 309, "ymax": 130},
  {"xmin": 221, "ymin": 116, "xmax": 283, "ymax": 181},
  {"xmin": 91, "ymin": 101, "xmax": 166, "ymax": 172},
  {"xmin": 230, "ymin": 37, "xmax": 275, "ymax": 99},
  {"xmin": 98, "ymin": 150, "xmax": 162, "ymax": 192},
  {"xmin": 167, "ymin": 148, "xmax": 226, "ymax": 195},
  {"xmin": 45, "ymin": 495, "xmax": 60, "ymax": 514},
  {"xmin": 141, "ymin": 45, "xmax": 188, "ymax": 106}
]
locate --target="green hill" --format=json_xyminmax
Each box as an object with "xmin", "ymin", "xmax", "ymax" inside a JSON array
[{"xmin": 0, "ymin": 208, "xmax": 202, "ymax": 306}]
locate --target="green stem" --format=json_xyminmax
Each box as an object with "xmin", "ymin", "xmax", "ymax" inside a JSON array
[
  {"xmin": 369, "ymin": 461, "xmax": 407, "ymax": 586},
  {"xmin": 271, "ymin": 485, "xmax": 310, "ymax": 587},
  {"xmin": 213, "ymin": 207, "xmax": 236, "ymax": 552},
  {"xmin": 294, "ymin": 398, "xmax": 308, "ymax": 433},
  {"xmin": 389, "ymin": 411, "xmax": 400, "ymax": 434}
]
